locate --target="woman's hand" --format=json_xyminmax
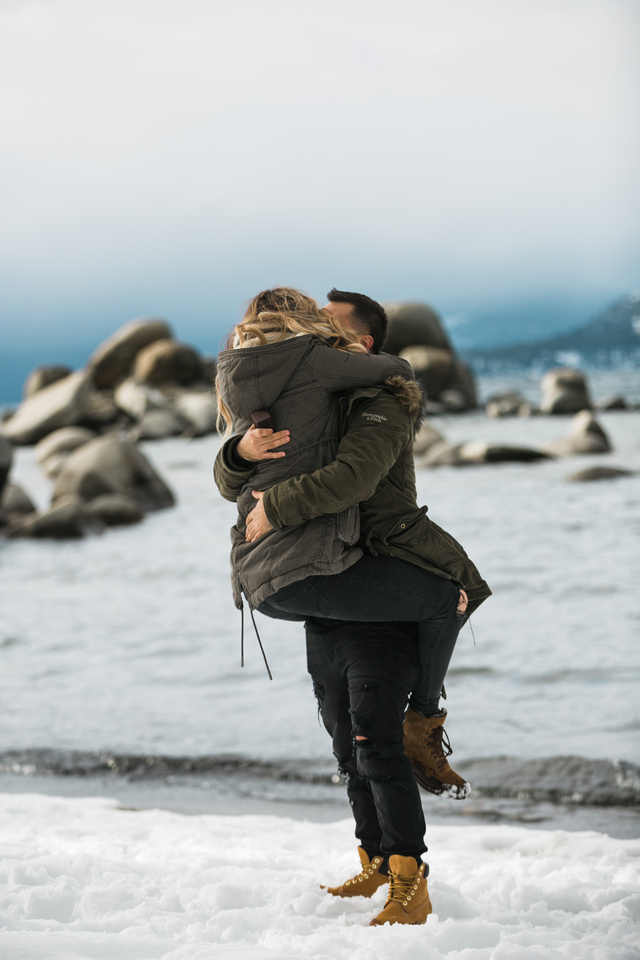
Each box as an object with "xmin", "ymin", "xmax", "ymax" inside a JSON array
[
  {"xmin": 245, "ymin": 491, "xmax": 274, "ymax": 542},
  {"xmin": 457, "ymin": 589, "xmax": 468, "ymax": 615},
  {"xmin": 237, "ymin": 425, "xmax": 290, "ymax": 462}
]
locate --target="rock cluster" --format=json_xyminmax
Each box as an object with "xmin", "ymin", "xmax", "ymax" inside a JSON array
[
  {"xmin": 482, "ymin": 368, "xmax": 636, "ymax": 419},
  {"xmin": 2, "ymin": 318, "xmax": 217, "ymax": 446},
  {"xmin": 414, "ymin": 363, "xmax": 633, "ymax": 476},
  {"xmin": 415, "ymin": 406, "xmax": 615, "ymax": 470},
  {"xmin": 384, "ymin": 302, "xmax": 477, "ymax": 412},
  {"xmin": 1, "ymin": 430, "xmax": 173, "ymax": 539},
  {"xmin": 0, "ymin": 317, "xmax": 214, "ymax": 537}
]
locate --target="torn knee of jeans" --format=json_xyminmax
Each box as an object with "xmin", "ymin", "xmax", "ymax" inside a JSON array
[{"xmin": 354, "ymin": 714, "xmax": 373, "ymax": 734}]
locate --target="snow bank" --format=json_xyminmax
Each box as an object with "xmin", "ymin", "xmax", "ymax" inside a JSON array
[{"xmin": 1, "ymin": 793, "xmax": 639, "ymax": 959}]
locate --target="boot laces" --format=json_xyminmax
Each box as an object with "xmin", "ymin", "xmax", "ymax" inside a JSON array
[
  {"xmin": 387, "ymin": 869, "xmax": 421, "ymax": 904},
  {"xmin": 426, "ymin": 725, "xmax": 453, "ymax": 769},
  {"xmin": 344, "ymin": 858, "xmax": 380, "ymax": 887}
]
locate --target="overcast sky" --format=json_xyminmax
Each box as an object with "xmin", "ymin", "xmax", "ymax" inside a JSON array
[{"xmin": 1, "ymin": 0, "xmax": 639, "ymax": 367}]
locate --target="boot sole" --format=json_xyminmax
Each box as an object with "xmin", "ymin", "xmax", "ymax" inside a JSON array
[
  {"xmin": 370, "ymin": 916, "xmax": 428, "ymax": 926},
  {"xmin": 410, "ymin": 763, "xmax": 471, "ymax": 800}
]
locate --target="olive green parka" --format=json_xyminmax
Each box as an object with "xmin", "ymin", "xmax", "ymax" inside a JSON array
[{"xmin": 214, "ymin": 374, "xmax": 491, "ymax": 619}]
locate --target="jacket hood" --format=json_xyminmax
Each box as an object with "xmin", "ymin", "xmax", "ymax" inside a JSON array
[
  {"xmin": 216, "ymin": 335, "xmax": 313, "ymax": 424},
  {"xmin": 344, "ymin": 376, "xmax": 426, "ymax": 430},
  {"xmin": 384, "ymin": 375, "xmax": 425, "ymax": 424}
]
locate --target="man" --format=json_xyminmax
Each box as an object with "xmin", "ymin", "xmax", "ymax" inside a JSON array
[{"xmin": 214, "ymin": 289, "xmax": 490, "ymax": 926}]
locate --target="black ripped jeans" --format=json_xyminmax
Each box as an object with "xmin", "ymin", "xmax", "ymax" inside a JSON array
[{"xmin": 305, "ymin": 618, "xmax": 427, "ymax": 862}]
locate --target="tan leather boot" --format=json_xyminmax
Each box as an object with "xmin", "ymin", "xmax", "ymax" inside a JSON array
[
  {"xmin": 369, "ymin": 855, "xmax": 432, "ymax": 926},
  {"xmin": 403, "ymin": 707, "xmax": 470, "ymax": 799},
  {"xmin": 323, "ymin": 846, "xmax": 388, "ymax": 898}
]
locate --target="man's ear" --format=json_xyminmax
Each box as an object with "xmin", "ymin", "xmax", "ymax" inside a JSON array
[{"xmin": 360, "ymin": 334, "xmax": 374, "ymax": 352}]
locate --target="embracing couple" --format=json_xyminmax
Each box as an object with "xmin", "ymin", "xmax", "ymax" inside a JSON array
[{"xmin": 214, "ymin": 287, "xmax": 491, "ymax": 927}]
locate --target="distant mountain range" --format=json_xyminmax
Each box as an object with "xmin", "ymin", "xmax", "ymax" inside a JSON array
[{"xmin": 458, "ymin": 292, "xmax": 640, "ymax": 370}]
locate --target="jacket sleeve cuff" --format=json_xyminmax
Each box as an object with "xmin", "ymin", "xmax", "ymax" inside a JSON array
[
  {"xmin": 224, "ymin": 436, "xmax": 255, "ymax": 471},
  {"xmin": 262, "ymin": 489, "xmax": 284, "ymax": 530}
]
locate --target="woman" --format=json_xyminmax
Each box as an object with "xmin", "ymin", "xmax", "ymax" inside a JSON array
[{"xmin": 215, "ymin": 287, "xmax": 412, "ymax": 613}]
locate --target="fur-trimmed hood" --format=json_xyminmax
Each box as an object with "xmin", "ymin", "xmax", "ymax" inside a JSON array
[
  {"xmin": 344, "ymin": 376, "xmax": 426, "ymax": 434},
  {"xmin": 384, "ymin": 375, "xmax": 426, "ymax": 428}
]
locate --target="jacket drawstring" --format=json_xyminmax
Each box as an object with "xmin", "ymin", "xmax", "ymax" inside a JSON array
[
  {"xmin": 239, "ymin": 599, "xmax": 273, "ymax": 680},
  {"xmin": 249, "ymin": 606, "xmax": 273, "ymax": 680}
]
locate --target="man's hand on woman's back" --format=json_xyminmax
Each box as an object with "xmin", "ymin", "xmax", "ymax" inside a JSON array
[{"xmin": 237, "ymin": 425, "xmax": 290, "ymax": 462}]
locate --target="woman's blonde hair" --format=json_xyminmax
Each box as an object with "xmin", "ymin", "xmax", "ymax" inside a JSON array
[{"xmin": 216, "ymin": 287, "xmax": 365, "ymax": 435}]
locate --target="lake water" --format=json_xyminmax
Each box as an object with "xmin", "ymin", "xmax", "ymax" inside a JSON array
[{"xmin": 1, "ymin": 370, "xmax": 639, "ymax": 833}]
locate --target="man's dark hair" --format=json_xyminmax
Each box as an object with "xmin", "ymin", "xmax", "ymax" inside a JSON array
[{"xmin": 326, "ymin": 288, "xmax": 388, "ymax": 353}]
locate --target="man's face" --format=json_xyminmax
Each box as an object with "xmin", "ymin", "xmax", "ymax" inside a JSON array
[{"xmin": 323, "ymin": 301, "xmax": 373, "ymax": 352}]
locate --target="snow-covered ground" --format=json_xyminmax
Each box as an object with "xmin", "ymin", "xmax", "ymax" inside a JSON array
[{"xmin": 1, "ymin": 793, "xmax": 639, "ymax": 960}]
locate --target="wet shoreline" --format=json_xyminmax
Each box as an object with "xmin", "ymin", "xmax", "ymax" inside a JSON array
[{"xmin": 1, "ymin": 748, "xmax": 638, "ymax": 839}]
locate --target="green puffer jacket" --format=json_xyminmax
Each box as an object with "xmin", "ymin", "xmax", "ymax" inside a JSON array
[{"xmin": 214, "ymin": 376, "xmax": 491, "ymax": 619}]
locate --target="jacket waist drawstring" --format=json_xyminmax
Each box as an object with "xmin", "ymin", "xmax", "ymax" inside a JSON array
[{"xmin": 239, "ymin": 599, "xmax": 273, "ymax": 680}]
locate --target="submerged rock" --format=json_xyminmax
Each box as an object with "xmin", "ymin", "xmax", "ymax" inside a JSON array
[{"xmin": 566, "ymin": 466, "xmax": 634, "ymax": 482}]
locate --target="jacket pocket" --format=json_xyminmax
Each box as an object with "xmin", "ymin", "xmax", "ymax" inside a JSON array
[
  {"xmin": 336, "ymin": 504, "xmax": 360, "ymax": 546},
  {"xmin": 385, "ymin": 515, "xmax": 462, "ymax": 567},
  {"xmin": 378, "ymin": 507, "xmax": 428, "ymax": 548}
]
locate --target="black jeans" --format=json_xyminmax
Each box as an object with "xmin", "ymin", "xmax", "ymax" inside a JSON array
[
  {"xmin": 306, "ymin": 618, "xmax": 427, "ymax": 861},
  {"xmin": 259, "ymin": 555, "xmax": 464, "ymax": 716}
]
